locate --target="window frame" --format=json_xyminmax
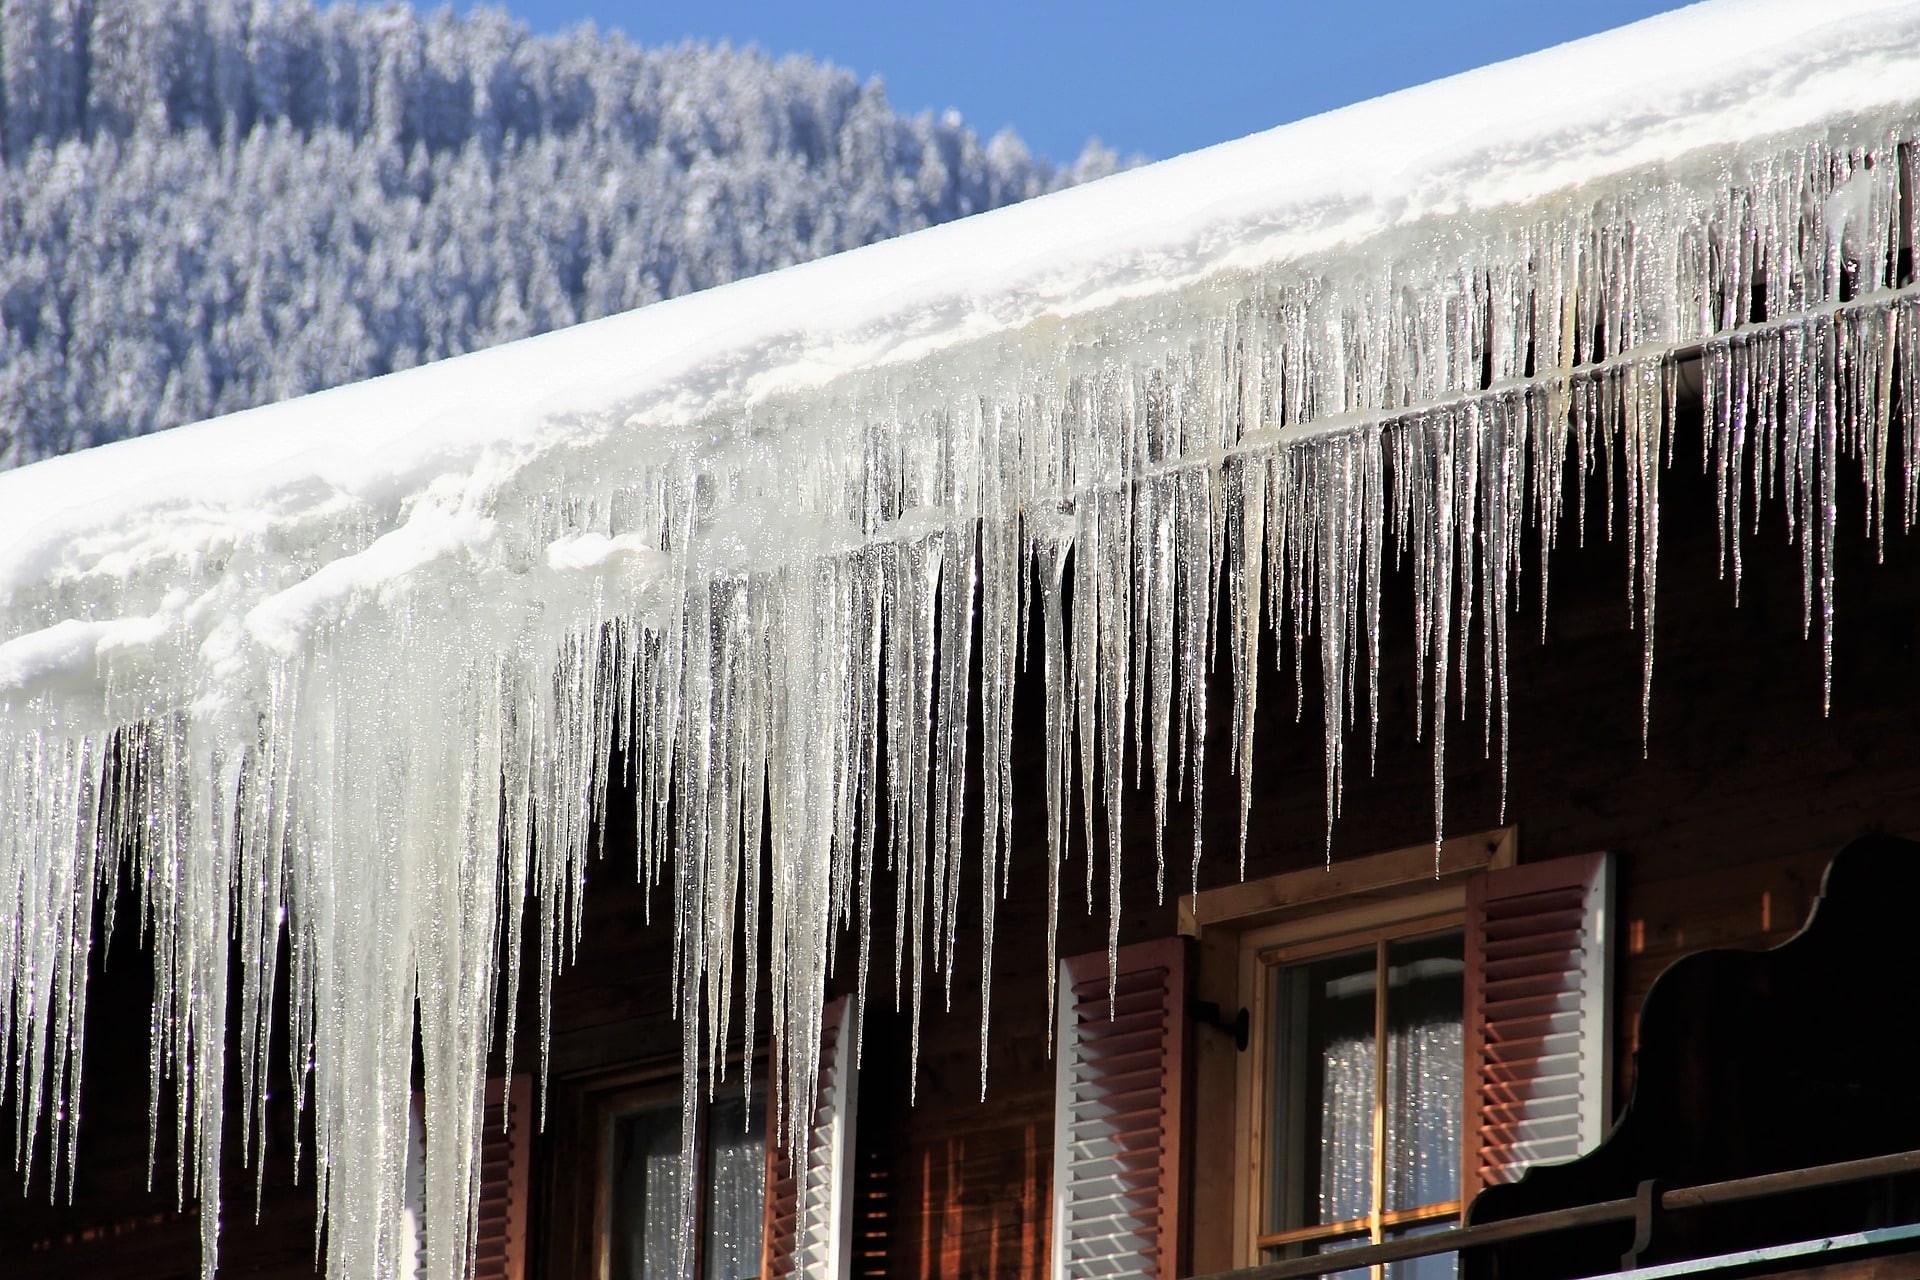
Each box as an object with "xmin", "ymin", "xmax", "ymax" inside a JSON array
[
  {"xmin": 1179, "ymin": 828, "xmax": 1516, "ymax": 1274},
  {"xmin": 596, "ymin": 1075, "xmax": 768, "ymax": 1280},
  {"xmin": 544, "ymin": 1056, "xmax": 767, "ymax": 1280},
  {"xmin": 1241, "ymin": 903, "xmax": 1467, "ymax": 1268}
]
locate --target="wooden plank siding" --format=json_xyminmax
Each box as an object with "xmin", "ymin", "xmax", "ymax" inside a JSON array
[{"xmin": 0, "ymin": 895, "xmax": 329, "ymax": 1279}]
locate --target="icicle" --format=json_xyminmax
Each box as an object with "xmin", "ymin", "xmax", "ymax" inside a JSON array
[
  {"xmin": 1627, "ymin": 359, "xmax": 1664, "ymax": 747},
  {"xmin": 934, "ymin": 523, "xmax": 976, "ymax": 1006},
  {"xmin": 1140, "ymin": 471, "xmax": 1175, "ymax": 899},
  {"xmin": 1178, "ymin": 457, "xmax": 1217, "ymax": 898},
  {"xmin": 975, "ymin": 396, "xmax": 1024, "ymax": 1094},
  {"xmin": 1226, "ymin": 452, "xmax": 1268, "ymax": 878},
  {"xmin": 1034, "ymin": 533, "xmax": 1072, "ymax": 1054}
]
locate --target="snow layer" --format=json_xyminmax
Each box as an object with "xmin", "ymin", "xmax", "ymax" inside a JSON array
[{"xmin": 6, "ymin": 1, "xmax": 1920, "ymax": 1277}]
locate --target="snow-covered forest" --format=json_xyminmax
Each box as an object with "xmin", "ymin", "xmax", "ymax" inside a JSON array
[{"xmin": 0, "ymin": 0, "xmax": 1111, "ymax": 466}]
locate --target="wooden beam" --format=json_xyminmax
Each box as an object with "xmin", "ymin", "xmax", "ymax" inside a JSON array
[{"xmin": 1178, "ymin": 828, "xmax": 1516, "ymax": 938}]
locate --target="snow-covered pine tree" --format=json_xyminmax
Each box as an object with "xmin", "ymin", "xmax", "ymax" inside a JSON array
[{"xmin": 0, "ymin": 0, "xmax": 1119, "ymax": 467}]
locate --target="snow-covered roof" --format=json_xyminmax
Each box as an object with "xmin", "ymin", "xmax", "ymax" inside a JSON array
[{"xmin": 6, "ymin": 1, "xmax": 1920, "ymax": 1276}]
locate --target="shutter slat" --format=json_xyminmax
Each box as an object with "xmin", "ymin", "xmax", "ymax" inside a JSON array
[
  {"xmin": 1075, "ymin": 1039, "xmax": 1167, "ymax": 1065},
  {"xmin": 1483, "ymin": 968, "xmax": 1585, "ymax": 999},
  {"xmin": 1463, "ymin": 854, "xmax": 1611, "ymax": 1195},
  {"xmin": 1481, "ymin": 1091, "xmax": 1586, "ymax": 1115},
  {"xmin": 1068, "ymin": 1066, "xmax": 1169, "ymax": 1100},
  {"xmin": 1051, "ymin": 938, "xmax": 1187, "ymax": 1280},
  {"xmin": 1483, "ymin": 952, "xmax": 1586, "ymax": 985},
  {"xmin": 1480, "ymin": 1072, "xmax": 1586, "ymax": 1103}
]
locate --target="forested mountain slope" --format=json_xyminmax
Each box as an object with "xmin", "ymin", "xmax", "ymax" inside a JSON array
[{"xmin": 0, "ymin": 0, "xmax": 1108, "ymax": 466}]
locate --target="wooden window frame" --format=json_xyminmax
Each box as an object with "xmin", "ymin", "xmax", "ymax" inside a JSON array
[
  {"xmin": 1180, "ymin": 829, "xmax": 1516, "ymax": 1274},
  {"xmin": 1243, "ymin": 906, "xmax": 1466, "ymax": 1270},
  {"xmin": 544, "ymin": 1057, "xmax": 766, "ymax": 1280}
]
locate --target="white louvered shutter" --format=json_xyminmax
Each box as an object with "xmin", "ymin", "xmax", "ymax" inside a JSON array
[
  {"xmin": 1051, "ymin": 937, "xmax": 1188, "ymax": 1279},
  {"xmin": 1464, "ymin": 853, "xmax": 1612, "ymax": 1191},
  {"xmin": 761, "ymin": 995, "xmax": 859, "ymax": 1280},
  {"xmin": 472, "ymin": 1075, "xmax": 532, "ymax": 1280},
  {"xmin": 401, "ymin": 1094, "xmax": 427, "ymax": 1280}
]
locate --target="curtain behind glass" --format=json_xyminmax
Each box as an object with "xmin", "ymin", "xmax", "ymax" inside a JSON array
[
  {"xmin": 703, "ymin": 1090, "xmax": 767, "ymax": 1280},
  {"xmin": 1268, "ymin": 929, "xmax": 1465, "ymax": 1275},
  {"xmin": 608, "ymin": 1086, "xmax": 766, "ymax": 1280},
  {"xmin": 609, "ymin": 1103, "xmax": 686, "ymax": 1280},
  {"xmin": 1385, "ymin": 935, "xmax": 1464, "ymax": 1213},
  {"xmin": 1271, "ymin": 947, "xmax": 1377, "ymax": 1234},
  {"xmin": 1319, "ymin": 1028, "xmax": 1375, "ymax": 1225},
  {"xmin": 1385, "ymin": 1222, "xmax": 1459, "ymax": 1280}
]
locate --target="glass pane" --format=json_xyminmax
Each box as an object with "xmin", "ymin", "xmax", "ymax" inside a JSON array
[
  {"xmin": 702, "ymin": 1088, "xmax": 767, "ymax": 1280},
  {"xmin": 1383, "ymin": 932, "xmax": 1465, "ymax": 1213},
  {"xmin": 1321, "ymin": 1233, "xmax": 1376, "ymax": 1280},
  {"xmin": 607, "ymin": 1086, "xmax": 768, "ymax": 1280},
  {"xmin": 1261, "ymin": 1232, "xmax": 1372, "ymax": 1280},
  {"xmin": 1269, "ymin": 946, "xmax": 1377, "ymax": 1234},
  {"xmin": 1385, "ymin": 1219, "xmax": 1459, "ymax": 1279},
  {"xmin": 608, "ymin": 1101, "xmax": 685, "ymax": 1280}
]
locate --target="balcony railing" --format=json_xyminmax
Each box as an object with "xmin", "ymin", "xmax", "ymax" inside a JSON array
[{"xmin": 1193, "ymin": 1148, "xmax": 1920, "ymax": 1280}]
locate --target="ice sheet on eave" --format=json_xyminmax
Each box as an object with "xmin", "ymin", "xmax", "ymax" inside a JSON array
[
  {"xmin": 7, "ymin": 2, "xmax": 1920, "ymax": 1279},
  {"xmin": 5, "ymin": 0, "xmax": 1917, "ymax": 600}
]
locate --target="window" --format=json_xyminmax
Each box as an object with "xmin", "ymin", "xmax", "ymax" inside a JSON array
[
  {"xmin": 604, "ymin": 1081, "xmax": 767, "ymax": 1280},
  {"xmin": 1255, "ymin": 916, "xmax": 1465, "ymax": 1278},
  {"xmin": 547, "ymin": 995, "xmax": 859, "ymax": 1280},
  {"xmin": 1179, "ymin": 830, "xmax": 1611, "ymax": 1276}
]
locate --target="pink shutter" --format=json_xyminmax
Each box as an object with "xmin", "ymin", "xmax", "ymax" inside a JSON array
[
  {"xmin": 761, "ymin": 995, "xmax": 858, "ymax": 1280},
  {"xmin": 1051, "ymin": 937, "xmax": 1189, "ymax": 1279},
  {"xmin": 762, "ymin": 1112, "xmax": 800, "ymax": 1280},
  {"xmin": 1464, "ymin": 853, "xmax": 1612, "ymax": 1194},
  {"xmin": 473, "ymin": 1075, "xmax": 532, "ymax": 1280}
]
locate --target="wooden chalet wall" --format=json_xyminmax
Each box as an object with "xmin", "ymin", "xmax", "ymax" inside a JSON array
[
  {"xmin": 8, "ymin": 408, "xmax": 1920, "ymax": 1276},
  {"xmin": 0, "ymin": 889, "xmax": 327, "ymax": 1277}
]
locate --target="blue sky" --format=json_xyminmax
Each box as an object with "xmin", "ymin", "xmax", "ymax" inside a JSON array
[{"xmin": 460, "ymin": 0, "xmax": 1698, "ymax": 163}]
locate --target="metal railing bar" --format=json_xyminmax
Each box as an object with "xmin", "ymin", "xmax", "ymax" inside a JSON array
[
  {"xmin": 1193, "ymin": 1147, "xmax": 1920, "ymax": 1280},
  {"xmin": 1573, "ymin": 1221, "xmax": 1920, "ymax": 1280}
]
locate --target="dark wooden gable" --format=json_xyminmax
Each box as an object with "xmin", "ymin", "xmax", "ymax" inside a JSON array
[{"xmin": 1463, "ymin": 835, "xmax": 1920, "ymax": 1279}]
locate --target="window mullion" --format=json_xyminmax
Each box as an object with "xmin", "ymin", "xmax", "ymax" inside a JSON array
[
  {"xmin": 1371, "ymin": 938, "xmax": 1389, "ymax": 1280},
  {"xmin": 691, "ymin": 1102, "xmax": 712, "ymax": 1280}
]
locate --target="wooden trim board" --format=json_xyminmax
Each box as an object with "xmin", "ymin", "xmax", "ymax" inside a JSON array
[{"xmin": 1179, "ymin": 828, "xmax": 1516, "ymax": 938}]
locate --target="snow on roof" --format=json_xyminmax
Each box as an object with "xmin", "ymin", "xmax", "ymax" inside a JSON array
[
  {"xmin": 4, "ymin": 0, "xmax": 1916, "ymax": 614},
  {"xmin": 6, "ymin": 2, "xmax": 1920, "ymax": 1277}
]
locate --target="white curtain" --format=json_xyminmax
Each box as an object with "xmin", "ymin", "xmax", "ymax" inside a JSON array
[
  {"xmin": 609, "ymin": 1106, "xmax": 688, "ymax": 1280},
  {"xmin": 703, "ymin": 1092, "xmax": 767, "ymax": 1280},
  {"xmin": 610, "ymin": 1091, "xmax": 765, "ymax": 1280},
  {"xmin": 1311, "ymin": 953, "xmax": 1463, "ymax": 1280},
  {"xmin": 1387, "ymin": 1003, "xmax": 1462, "ymax": 1211},
  {"xmin": 1318, "ymin": 1033, "xmax": 1376, "ymax": 1224}
]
